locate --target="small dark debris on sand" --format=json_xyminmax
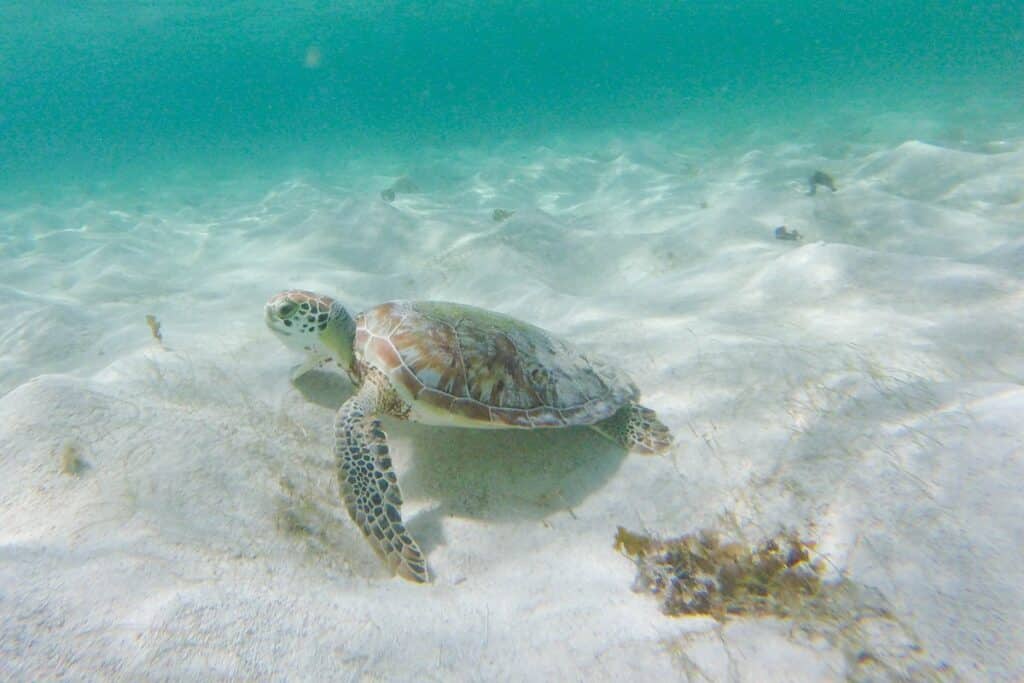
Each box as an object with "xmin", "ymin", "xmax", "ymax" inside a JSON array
[
  {"xmin": 809, "ymin": 170, "xmax": 837, "ymax": 195},
  {"xmin": 380, "ymin": 176, "xmax": 419, "ymax": 202},
  {"xmin": 58, "ymin": 441, "xmax": 90, "ymax": 476},
  {"xmin": 492, "ymin": 209, "xmax": 515, "ymax": 222},
  {"xmin": 146, "ymin": 314, "xmax": 163, "ymax": 344},
  {"xmin": 775, "ymin": 226, "xmax": 803, "ymax": 241},
  {"xmin": 390, "ymin": 176, "xmax": 419, "ymax": 193}
]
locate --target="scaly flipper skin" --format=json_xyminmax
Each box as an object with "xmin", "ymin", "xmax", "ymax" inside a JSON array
[
  {"xmin": 591, "ymin": 402, "xmax": 673, "ymax": 455},
  {"xmin": 334, "ymin": 369, "xmax": 428, "ymax": 582}
]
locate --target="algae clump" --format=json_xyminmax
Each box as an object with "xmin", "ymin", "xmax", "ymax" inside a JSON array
[
  {"xmin": 615, "ymin": 526, "xmax": 955, "ymax": 680},
  {"xmin": 615, "ymin": 526, "xmax": 823, "ymax": 620}
]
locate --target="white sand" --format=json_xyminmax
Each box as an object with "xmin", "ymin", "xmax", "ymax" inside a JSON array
[{"xmin": 1, "ymin": 127, "xmax": 1022, "ymax": 681}]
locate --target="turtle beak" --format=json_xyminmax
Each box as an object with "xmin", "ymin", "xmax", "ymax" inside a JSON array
[{"xmin": 265, "ymin": 304, "xmax": 291, "ymax": 335}]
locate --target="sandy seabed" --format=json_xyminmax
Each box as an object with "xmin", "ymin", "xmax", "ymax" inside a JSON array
[{"xmin": 1, "ymin": 125, "xmax": 1023, "ymax": 681}]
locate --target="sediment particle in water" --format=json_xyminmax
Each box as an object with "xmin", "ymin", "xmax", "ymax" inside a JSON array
[
  {"xmin": 303, "ymin": 45, "xmax": 322, "ymax": 69},
  {"xmin": 146, "ymin": 314, "xmax": 163, "ymax": 344}
]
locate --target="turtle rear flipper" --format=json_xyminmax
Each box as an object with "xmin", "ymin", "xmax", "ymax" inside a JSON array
[
  {"xmin": 592, "ymin": 403, "xmax": 673, "ymax": 455},
  {"xmin": 334, "ymin": 375, "xmax": 428, "ymax": 583}
]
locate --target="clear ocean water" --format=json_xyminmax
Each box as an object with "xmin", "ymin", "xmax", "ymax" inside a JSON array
[
  {"xmin": 2, "ymin": 2, "xmax": 1021, "ymax": 193},
  {"xmin": 2, "ymin": 3, "xmax": 1023, "ymax": 681}
]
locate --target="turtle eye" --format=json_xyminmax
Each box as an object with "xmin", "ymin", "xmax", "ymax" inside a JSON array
[{"xmin": 277, "ymin": 302, "xmax": 297, "ymax": 319}]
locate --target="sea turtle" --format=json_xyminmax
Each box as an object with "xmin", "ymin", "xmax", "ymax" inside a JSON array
[{"xmin": 265, "ymin": 290, "xmax": 673, "ymax": 582}]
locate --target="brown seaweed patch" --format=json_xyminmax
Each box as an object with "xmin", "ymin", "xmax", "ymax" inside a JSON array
[
  {"xmin": 615, "ymin": 526, "xmax": 822, "ymax": 620},
  {"xmin": 616, "ymin": 527, "xmax": 955, "ymax": 680}
]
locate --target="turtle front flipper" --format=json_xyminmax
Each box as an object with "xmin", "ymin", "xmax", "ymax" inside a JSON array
[
  {"xmin": 334, "ymin": 379, "xmax": 428, "ymax": 583},
  {"xmin": 592, "ymin": 402, "xmax": 673, "ymax": 455}
]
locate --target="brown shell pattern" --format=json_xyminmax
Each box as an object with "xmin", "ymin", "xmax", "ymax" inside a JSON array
[{"xmin": 354, "ymin": 301, "xmax": 639, "ymax": 427}]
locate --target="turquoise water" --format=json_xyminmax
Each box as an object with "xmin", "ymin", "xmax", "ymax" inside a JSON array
[
  {"xmin": 2, "ymin": 4, "xmax": 1024, "ymax": 680},
  {"xmin": 2, "ymin": 2, "xmax": 1021, "ymax": 191}
]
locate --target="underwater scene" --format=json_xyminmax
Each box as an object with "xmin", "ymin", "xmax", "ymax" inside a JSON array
[{"xmin": 1, "ymin": 2, "xmax": 1022, "ymax": 681}]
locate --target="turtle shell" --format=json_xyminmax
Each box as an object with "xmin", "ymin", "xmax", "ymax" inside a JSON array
[{"xmin": 353, "ymin": 301, "xmax": 638, "ymax": 428}]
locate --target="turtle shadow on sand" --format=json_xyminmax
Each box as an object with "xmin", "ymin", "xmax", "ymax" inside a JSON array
[
  {"xmin": 390, "ymin": 422, "xmax": 627, "ymax": 555},
  {"xmin": 291, "ymin": 369, "xmax": 354, "ymax": 409},
  {"xmin": 396, "ymin": 422, "xmax": 626, "ymax": 519},
  {"xmin": 290, "ymin": 370, "xmax": 627, "ymax": 549}
]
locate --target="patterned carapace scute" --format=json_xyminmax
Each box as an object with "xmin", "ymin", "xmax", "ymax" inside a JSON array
[{"xmin": 354, "ymin": 301, "xmax": 639, "ymax": 428}]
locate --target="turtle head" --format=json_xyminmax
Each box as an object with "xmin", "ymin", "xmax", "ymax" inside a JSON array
[{"xmin": 265, "ymin": 290, "xmax": 356, "ymax": 374}]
